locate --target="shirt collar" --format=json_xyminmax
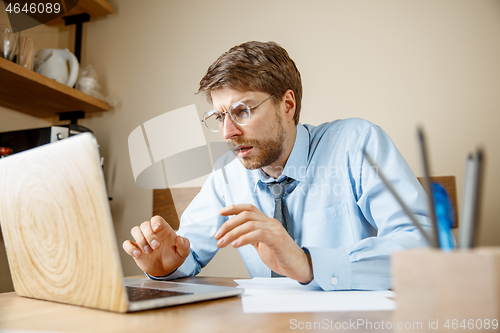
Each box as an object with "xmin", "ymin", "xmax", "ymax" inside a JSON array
[{"xmin": 251, "ymin": 123, "xmax": 310, "ymax": 189}]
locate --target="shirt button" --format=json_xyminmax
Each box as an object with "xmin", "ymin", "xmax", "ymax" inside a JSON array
[{"xmin": 330, "ymin": 277, "xmax": 338, "ymax": 285}]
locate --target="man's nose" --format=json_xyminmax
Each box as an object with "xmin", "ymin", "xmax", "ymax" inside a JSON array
[{"xmin": 222, "ymin": 113, "xmax": 243, "ymax": 140}]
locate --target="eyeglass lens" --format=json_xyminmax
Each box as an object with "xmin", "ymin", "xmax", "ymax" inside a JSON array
[{"xmin": 203, "ymin": 103, "xmax": 250, "ymax": 131}]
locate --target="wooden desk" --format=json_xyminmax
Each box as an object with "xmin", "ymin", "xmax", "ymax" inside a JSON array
[{"xmin": 0, "ymin": 276, "xmax": 393, "ymax": 333}]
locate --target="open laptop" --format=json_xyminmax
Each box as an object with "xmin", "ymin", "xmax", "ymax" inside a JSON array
[{"xmin": 0, "ymin": 133, "xmax": 243, "ymax": 312}]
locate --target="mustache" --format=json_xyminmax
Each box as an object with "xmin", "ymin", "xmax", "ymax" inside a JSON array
[{"xmin": 227, "ymin": 138, "xmax": 261, "ymax": 150}]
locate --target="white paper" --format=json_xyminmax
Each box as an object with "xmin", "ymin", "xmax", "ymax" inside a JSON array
[{"xmin": 234, "ymin": 277, "xmax": 396, "ymax": 313}]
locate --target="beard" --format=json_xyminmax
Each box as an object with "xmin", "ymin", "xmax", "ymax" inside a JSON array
[{"xmin": 227, "ymin": 113, "xmax": 286, "ymax": 170}]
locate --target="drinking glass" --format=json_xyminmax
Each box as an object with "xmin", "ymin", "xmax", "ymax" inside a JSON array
[{"xmin": 0, "ymin": 25, "xmax": 19, "ymax": 61}]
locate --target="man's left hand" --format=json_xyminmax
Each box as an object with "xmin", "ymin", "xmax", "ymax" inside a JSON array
[{"xmin": 215, "ymin": 204, "xmax": 313, "ymax": 284}]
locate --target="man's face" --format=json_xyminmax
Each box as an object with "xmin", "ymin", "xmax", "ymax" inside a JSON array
[{"xmin": 210, "ymin": 87, "xmax": 287, "ymax": 170}]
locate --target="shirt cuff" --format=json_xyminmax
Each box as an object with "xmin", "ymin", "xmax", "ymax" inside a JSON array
[
  {"xmin": 144, "ymin": 251, "xmax": 198, "ymax": 281},
  {"xmin": 145, "ymin": 269, "xmax": 177, "ymax": 281},
  {"xmin": 301, "ymin": 247, "xmax": 352, "ymax": 291}
]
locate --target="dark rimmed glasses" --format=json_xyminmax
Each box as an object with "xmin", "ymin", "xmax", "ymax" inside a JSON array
[{"xmin": 201, "ymin": 95, "xmax": 274, "ymax": 132}]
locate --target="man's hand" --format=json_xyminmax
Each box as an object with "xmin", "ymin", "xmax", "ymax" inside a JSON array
[
  {"xmin": 215, "ymin": 204, "xmax": 313, "ymax": 284},
  {"xmin": 122, "ymin": 216, "xmax": 191, "ymax": 277}
]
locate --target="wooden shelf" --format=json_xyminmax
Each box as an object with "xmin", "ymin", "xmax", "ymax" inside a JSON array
[
  {"xmin": 45, "ymin": 0, "xmax": 113, "ymax": 25},
  {"xmin": 0, "ymin": 57, "xmax": 109, "ymax": 118}
]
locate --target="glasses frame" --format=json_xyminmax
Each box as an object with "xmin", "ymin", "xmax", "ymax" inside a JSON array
[{"xmin": 201, "ymin": 95, "xmax": 275, "ymax": 132}]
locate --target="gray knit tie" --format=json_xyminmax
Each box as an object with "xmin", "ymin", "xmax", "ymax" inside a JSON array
[{"xmin": 267, "ymin": 177, "xmax": 294, "ymax": 277}]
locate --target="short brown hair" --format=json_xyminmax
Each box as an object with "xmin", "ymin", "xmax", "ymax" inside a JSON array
[{"xmin": 198, "ymin": 41, "xmax": 302, "ymax": 125}]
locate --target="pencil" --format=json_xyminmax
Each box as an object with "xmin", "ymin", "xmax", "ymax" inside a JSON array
[
  {"xmin": 417, "ymin": 128, "xmax": 441, "ymax": 248},
  {"xmin": 363, "ymin": 149, "xmax": 435, "ymax": 246}
]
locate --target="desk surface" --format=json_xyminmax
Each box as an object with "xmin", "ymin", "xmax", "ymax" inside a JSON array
[{"xmin": 0, "ymin": 276, "xmax": 393, "ymax": 333}]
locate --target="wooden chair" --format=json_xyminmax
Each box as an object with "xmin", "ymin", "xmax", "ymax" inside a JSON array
[
  {"xmin": 153, "ymin": 176, "xmax": 458, "ymax": 230},
  {"xmin": 417, "ymin": 176, "xmax": 458, "ymax": 228},
  {"xmin": 153, "ymin": 188, "xmax": 201, "ymax": 230}
]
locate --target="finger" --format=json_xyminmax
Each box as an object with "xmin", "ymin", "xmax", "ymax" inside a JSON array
[
  {"xmin": 219, "ymin": 204, "xmax": 259, "ymax": 216},
  {"xmin": 215, "ymin": 211, "xmax": 266, "ymax": 239},
  {"xmin": 131, "ymin": 225, "xmax": 149, "ymax": 254},
  {"xmin": 140, "ymin": 221, "xmax": 161, "ymax": 252},
  {"xmin": 216, "ymin": 221, "xmax": 262, "ymax": 247},
  {"xmin": 150, "ymin": 215, "xmax": 171, "ymax": 233},
  {"xmin": 175, "ymin": 235, "xmax": 191, "ymax": 258},
  {"xmin": 122, "ymin": 240, "xmax": 142, "ymax": 258},
  {"xmin": 230, "ymin": 229, "xmax": 273, "ymax": 248}
]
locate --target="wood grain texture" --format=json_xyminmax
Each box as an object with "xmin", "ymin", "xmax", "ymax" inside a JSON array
[
  {"xmin": 0, "ymin": 277, "xmax": 393, "ymax": 333},
  {"xmin": 0, "ymin": 134, "xmax": 128, "ymax": 312},
  {"xmin": 153, "ymin": 188, "xmax": 201, "ymax": 230},
  {"xmin": 393, "ymin": 248, "xmax": 500, "ymax": 331},
  {"xmin": 417, "ymin": 176, "xmax": 459, "ymax": 228},
  {"xmin": 0, "ymin": 57, "xmax": 109, "ymax": 118}
]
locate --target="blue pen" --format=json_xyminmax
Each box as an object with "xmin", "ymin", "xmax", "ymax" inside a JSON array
[{"xmin": 431, "ymin": 182, "xmax": 455, "ymax": 251}]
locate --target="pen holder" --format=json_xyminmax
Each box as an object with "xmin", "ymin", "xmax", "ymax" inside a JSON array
[{"xmin": 392, "ymin": 248, "xmax": 500, "ymax": 333}]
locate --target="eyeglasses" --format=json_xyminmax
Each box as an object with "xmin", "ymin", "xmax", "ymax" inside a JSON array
[{"xmin": 201, "ymin": 95, "xmax": 274, "ymax": 132}]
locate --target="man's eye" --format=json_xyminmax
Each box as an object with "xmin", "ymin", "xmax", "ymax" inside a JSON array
[
  {"xmin": 234, "ymin": 108, "xmax": 249, "ymax": 118},
  {"xmin": 208, "ymin": 112, "xmax": 223, "ymax": 121}
]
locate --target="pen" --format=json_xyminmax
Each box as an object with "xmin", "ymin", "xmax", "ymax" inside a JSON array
[
  {"xmin": 458, "ymin": 154, "xmax": 475, "ymax": 249},
  {"xmin": 417, "ymin": 128, "xmax": 441, "ymax": 248},
  {"xmin": 363, "ymin": 149, "xmax": 435, "ymax": 246},
  {"xmin": 221, "ymin": 165, "xmax": 235, "ymax": 206},
  {"xmin": 470, "ymin": 149, "xmax": 484, "ymax": 248},
  {"xmin": 432, "ymin": 182, "xmax": 455, "ymax": 251}
]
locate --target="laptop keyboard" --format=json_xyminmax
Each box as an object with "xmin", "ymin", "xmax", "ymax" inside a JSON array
[{"xmin": 126, "ymin": 286, "xmax": 193, "ymax": 302}]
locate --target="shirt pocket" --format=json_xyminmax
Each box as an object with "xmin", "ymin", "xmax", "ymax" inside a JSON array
[{"xmin": 301, "ymin": 202, "xmax": 353, "ymax": 248}]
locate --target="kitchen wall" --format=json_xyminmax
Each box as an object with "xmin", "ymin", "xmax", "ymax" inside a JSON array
[{"xmin": 1, "ymin": 0, "xmax": 499, "ymax": 292}]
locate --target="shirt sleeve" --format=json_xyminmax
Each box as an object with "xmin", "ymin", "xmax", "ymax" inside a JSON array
[
  {"xmin": 304, "ymin": 125, "xmax": 436, "ymax": 291},
  {"xmin": 146, "ymin": 168, "xmax": 228, "ymax": 281}
]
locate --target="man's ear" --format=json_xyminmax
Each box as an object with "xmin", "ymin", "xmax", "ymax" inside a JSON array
[{"xmin": 282, "ymin": 89, "xmax": 296, "ymax": 123}]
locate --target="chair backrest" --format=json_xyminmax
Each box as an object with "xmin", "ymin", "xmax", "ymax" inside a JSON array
[
  {"xmin": 417, "ymin": 176, "xmax": 458, "ymax": 228},
  {"xmin": 153, "ymin": 188, "xmax": 201, "ymax": 230},
  {"xmin": 153, "ymin": 176, "xmax": 459, "ymax": 230}
]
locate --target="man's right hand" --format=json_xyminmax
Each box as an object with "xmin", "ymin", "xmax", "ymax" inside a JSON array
[{"xmin": 122, "ymin": 215, "xmax": 190, "ymax": 277}]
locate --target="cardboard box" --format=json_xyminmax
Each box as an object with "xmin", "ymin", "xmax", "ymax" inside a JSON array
[{"xmin": 392, "ymin": 248, "xmax": 500, "ymax": 332}]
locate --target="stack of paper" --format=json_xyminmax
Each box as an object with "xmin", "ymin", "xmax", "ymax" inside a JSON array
[{"xmin": 234, "ymin": 278, "xmax": 395, "ymax": 313}]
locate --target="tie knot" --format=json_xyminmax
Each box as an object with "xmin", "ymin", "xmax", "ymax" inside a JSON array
[{"xmin": 267, "ymin": 178, "xmax": 293, "ymax": 199}]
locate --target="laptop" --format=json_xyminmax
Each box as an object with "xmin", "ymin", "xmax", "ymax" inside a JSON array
[{"xmin": 0, "ymin": 133, "xmax": 243, "ymax": 312}]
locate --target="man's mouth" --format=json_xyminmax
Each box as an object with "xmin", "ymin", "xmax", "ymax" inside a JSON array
[{"xmin": 234, "ymin": 145, "xmax": 253, "ymax": 158}]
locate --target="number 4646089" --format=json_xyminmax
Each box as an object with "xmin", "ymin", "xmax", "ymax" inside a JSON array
[
  {"xmin": 5, "ymin": 2, "xmax": 61, "ymax": 14},
  {"xmin": 444, "ymin": 319, "xmax": 498, "ymax": 330}
]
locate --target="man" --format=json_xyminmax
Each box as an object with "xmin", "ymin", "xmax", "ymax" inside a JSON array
[{"xmin": 123, "ymin": 41, "xmax": 432, "ymax": 291}]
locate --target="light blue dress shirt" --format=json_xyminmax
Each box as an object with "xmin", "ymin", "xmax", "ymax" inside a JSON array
[{"xmin": 152, "ymin": 118, "xmax": 433, "ymax": 291}]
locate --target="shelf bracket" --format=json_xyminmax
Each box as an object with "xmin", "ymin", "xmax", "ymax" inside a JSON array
[
  {"xmin": 59, "ymin": 110, "xmax": 85, "ymax": 125},
  {"xmin": 62, "ymin": 13, "xmax": 90, "ymax": 63}
]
